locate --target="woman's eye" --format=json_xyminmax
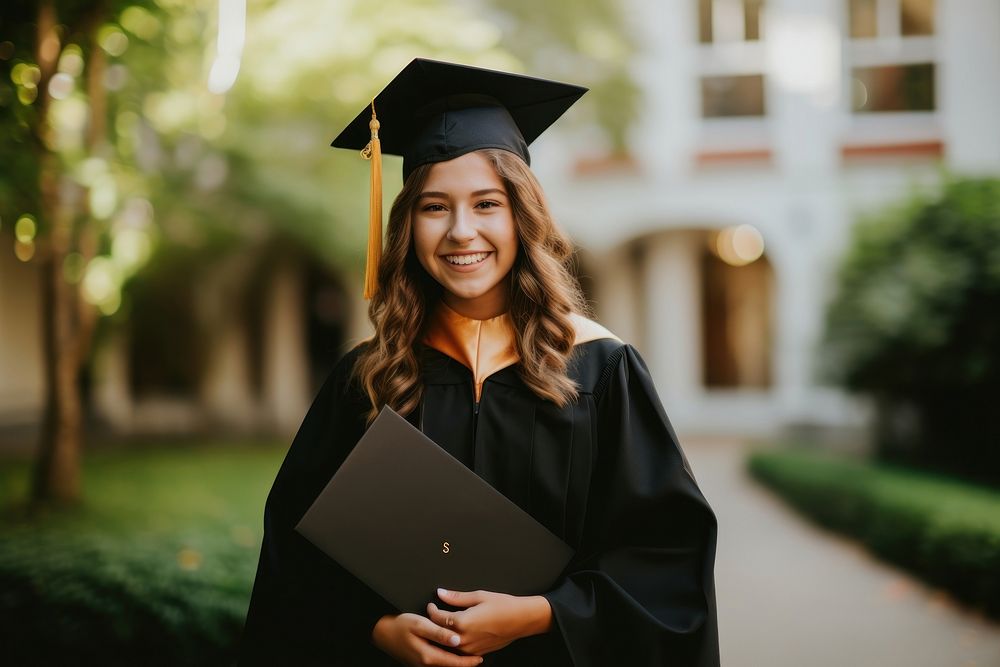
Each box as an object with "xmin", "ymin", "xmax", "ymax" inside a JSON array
[
  {"xmin": 423, "ymin": 204, "xmax": 446, "ymax": 212},
  {"xmin": 476, "ymin": 201, "xmax": 499, "ymax": 209}
]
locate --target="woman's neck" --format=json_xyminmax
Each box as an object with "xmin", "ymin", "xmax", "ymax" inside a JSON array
[{"xmin": 440, "ymin": 283, "xmax": 509, "ymax": 321}]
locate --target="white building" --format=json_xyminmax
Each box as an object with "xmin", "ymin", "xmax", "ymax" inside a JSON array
[{"xmin": 531, "ymin": 0, "xmax": 1000, "ymax": 437}]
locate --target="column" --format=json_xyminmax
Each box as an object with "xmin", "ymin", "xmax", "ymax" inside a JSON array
[
  {"xmin": 642, "ymin": 231, "xmax": 704, "ymax": 413},
  {"xmin": 261, "ymin": 259, "xmax": 310, "ymax": 435},
  {"xmin": 592, "ymin": 244, "xmax": 642, "ymax": 348},
  {"xmin": 940, "ymin": 0, "xmax": 1000, "ymax": 172},
  {"xmin": 90, "ymin": 329, "xmax": 133, "ymax": 433}
]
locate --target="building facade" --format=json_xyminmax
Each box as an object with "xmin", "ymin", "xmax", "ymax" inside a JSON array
[{"xmin": 532, "ymin": 0, "xmax": 1000, "ymax": 436}]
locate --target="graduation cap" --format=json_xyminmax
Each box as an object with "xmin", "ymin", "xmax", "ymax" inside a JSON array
[{"xmin": 330, "ymin": 58, "xmax": 588, "ymax": 299}]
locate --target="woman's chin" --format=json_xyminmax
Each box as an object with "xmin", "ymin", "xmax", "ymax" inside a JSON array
[
  {"xmin": 441, "ymin": 279, "xmax": 508, "ymax": 306},
  {"xmin": 444, "ymin": 285, "xmax": 490, "ymax": 302}
]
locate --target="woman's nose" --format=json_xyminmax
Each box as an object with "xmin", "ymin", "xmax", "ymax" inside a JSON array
[{"xmin": 446, "ymin": 208, "xmax": 477, "ymax": 243}]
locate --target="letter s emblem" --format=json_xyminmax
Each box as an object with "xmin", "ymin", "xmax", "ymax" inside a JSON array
[{"xmin": 442, "ymin": 541, "xmax": 450, "ymax": 554}]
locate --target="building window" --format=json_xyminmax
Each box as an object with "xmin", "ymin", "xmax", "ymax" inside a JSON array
[
  {"xmin": 848, "ymin": 0, "xmax": 934, "ymax": 39},
  {"xmin": 848, "ymin": 0, "xmax": 877, "ymax": 38},
  {"xmin": 701, "ymin": 74, "xmax": 765, "ymax": 117},
  {"xmin": 846, "ymin": 0, "xmax": 936, "ymax": 115},
  {"xmin": 900, "ymin": 0, "xmax": 934, "ymax": 36},
  {"xmin": 852, "ymin": 63, "xmax": 935, "ymax": 112},
  {"xmin": 699, "ymin": 0, "xmax": 713, "ymax": 43},
  {"xmin": 699, "ymin": 0, "xmax": 765, "ymax": 43},
  {"xmin": 744, "ymin": 0, "xmax": 764, "ymax": 40}
]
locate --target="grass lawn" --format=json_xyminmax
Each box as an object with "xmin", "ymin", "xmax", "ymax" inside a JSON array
[{"xmin": 0, "ymin": 441, "xmax": 287, "ymax": 666}]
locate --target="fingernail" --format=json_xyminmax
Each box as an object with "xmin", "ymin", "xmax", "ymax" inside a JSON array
[
  {"xmin": 438, "ymin": 587, "xmax": 448, "ymax": 596},
  {"xmin": 449, "ymin": 634, "xmax": 460, "ymax": 646}
]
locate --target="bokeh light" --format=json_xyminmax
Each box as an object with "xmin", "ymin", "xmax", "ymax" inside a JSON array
[
  {"xmin": 89, "ymin": 175, "xmax": 119, "ymax": 219},
  {"xmin": 15, "ymin": 214, "xmax": 36, "ymax": 243},
  {"xmin": 48, "ymin": 72, "xmax": 75, "ymax": 100},
  {"xmin": 120, "ymin": 6, "xmax": 162, "ymax": 40},
  {"xmin": 99, "ymin": 25, "xmax": 130, "ymax": 57},
  {"xmin": 143, "ymin": 90, "xmax": 197, "ymax": 133},
  {"xmin": 112, "ymin": 228, "xmax": 153, "ymax": 272},
  {"xmin": 81, "ymin": 256, "xmax": 123, "ymax": 315},
  {"xmin": 17, "ymin": 86, "xmax": 38, "ymax": 105},
  {"xmin": 51, "ymin": 95, "xmax": 88, "ymax": 149},
  {"xmin": 14, "ymin": 240, "xmax": 35, "ymax": 262},
  {"xmin": 11, "ymin": 63, "xmax": 40, "ymax": 88},
  {"xmin": 76, "ymin": 157, "xmax": 109, "ymax": 186},
  {"xmin": 39, "ymin": 33, "xmax": 60, "ymax": 64},
  {"xmin": 714, "ymin": 224, "xmax": 765, "ymax": 266},
  {"xmin": 58, "ymin": 44, "xmax": 85, "ymax": 76}
]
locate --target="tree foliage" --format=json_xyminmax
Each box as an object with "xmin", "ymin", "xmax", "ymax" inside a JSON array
[{"xmin": 822, "ymin": 175, "xmax": 1000, "ymax": 481}]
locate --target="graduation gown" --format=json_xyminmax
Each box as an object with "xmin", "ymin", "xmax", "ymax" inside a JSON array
[{"xmin": 238, "ymin": 302, "xmax": 720, "ymax": 666}]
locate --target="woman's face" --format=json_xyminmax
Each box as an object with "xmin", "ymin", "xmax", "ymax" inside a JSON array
[{"xmin": 412, "ymin": 151, "xmax": 518, "ymax": 320}]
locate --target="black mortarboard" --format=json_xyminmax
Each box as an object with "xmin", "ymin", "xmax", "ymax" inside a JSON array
[{"xmin": 330, "ymin": 58, "xmax": 588, "ymax": 299}]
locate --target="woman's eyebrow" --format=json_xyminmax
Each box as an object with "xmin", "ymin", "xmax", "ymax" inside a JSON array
[{"xmin": 418, "ymin": 188, "xmax": 507, "ymax": 199}]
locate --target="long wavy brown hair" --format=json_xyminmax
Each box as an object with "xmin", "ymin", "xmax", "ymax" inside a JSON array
[{"xmin": 351, "ymin": 148, "xmax": 589, "ymax": 424}]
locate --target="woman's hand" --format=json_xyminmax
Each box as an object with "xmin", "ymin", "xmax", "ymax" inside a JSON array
[
  {"xmin": 371, "ymin": 613, "xmax": 484, "ymax": 667},
  {"xmin": 426, "ymin": 588, "xmax": 553, "ymax": 656}
]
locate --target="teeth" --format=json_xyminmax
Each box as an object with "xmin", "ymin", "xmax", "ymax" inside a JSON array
[{"xmin": 444, "ymin": 252, "xmax": 489, "ymax": 265}]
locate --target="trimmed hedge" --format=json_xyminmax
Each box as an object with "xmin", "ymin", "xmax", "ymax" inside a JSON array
[
  {"xmin": 0, "ymin": 443, "xmax": 284, "ymax": 666},
  {"xmin": 748, "ymin": 449, "xmax": 1000, "ymax": 617}
]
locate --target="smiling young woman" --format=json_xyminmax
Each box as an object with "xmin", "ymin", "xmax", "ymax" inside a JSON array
[
  {"xmin": 358, "ymin": 146, "xmax": 587, "ymax": 427},
  {"xmin": 238, "ymin": 59, "xmax": 720, "ymax": 667},
  {"xmin": 411, "ymin": 151, "xmax": 519, "ymax": 320}
]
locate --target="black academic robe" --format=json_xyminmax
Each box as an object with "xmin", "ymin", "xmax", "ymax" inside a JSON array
[{"xmin": 238, "ymin": 338, "xmax": 720, "ymax": 666}]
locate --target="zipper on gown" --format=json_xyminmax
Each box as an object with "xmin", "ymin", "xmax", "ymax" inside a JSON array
[{"xmin": 472, "ymin": 381, "xmax": 486, "ymax": 441}]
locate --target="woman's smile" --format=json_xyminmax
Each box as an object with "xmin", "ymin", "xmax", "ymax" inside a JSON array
[{"xmin": 442, "ymin": 251, "xmax": 494, "ymax": 271}]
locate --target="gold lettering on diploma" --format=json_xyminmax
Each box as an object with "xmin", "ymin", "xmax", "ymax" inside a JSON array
[{"xmin": 442, "ymin": 541, "xmax": 450, "ymax": 554}]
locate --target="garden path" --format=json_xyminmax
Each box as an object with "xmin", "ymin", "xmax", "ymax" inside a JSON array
[{"xmin": 684, "ymin": 438, "xmax": 1000, "ymax": 667}]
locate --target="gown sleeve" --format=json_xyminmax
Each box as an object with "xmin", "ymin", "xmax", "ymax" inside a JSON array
[
  {"xmin": 541, "ymin": 344, "xmax": 720, "ymax": 667},
  {"xmin": 237, "ymin": 345, "xmax": 398, "ymax": 666}
]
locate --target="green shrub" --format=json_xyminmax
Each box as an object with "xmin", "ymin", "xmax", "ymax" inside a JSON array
[
  {"xmin": 748, "ymin": 448, "xmax": 1000, "ymax": 616},
  {"xmin": 821, "ymin": 175, "xmax": 1000, "ymax": 480},
  {"xmin": 0, "ymin": 443, "xmax": 283, "ymax": 666}
]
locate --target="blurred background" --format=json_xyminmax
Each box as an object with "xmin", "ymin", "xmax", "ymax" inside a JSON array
[{"xmin": 2, "ymin": 0, "xmax": 999, "ymax": 664}]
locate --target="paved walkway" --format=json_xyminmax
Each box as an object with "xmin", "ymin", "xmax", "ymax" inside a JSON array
[{"xmin": 683, "ymin": 439, "xmax": 1000, "ymax": 667}]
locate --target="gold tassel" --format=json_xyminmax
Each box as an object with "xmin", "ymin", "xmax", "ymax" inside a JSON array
[{"xmin": 361, "ymin": 100, "xmax": 382, "ymax": 300}]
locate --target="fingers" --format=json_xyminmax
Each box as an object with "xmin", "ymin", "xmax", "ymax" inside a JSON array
[
  {"xmin": 410, "ymin": 616, "xmax": 483, "ymax": 666},
  {"xmin": 417, "ymin": 645, "xmax": 483, "ymax": 667},
  {"xmin": 437, "ymin": 587, "xmax": 485, "ymax": 607},
  {"xmin": 413, "ymin": 614, "xmax": 462, "ymax": 649},
  {"xmin": 427, "ymin": 602, "xmax": 460, "ymax": 631}
]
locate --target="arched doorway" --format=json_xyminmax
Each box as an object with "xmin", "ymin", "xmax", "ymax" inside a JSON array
[
  {"xmin": 591, "ymin": 225, "xmax": 775, "ymax": 412},
  {"xmin": 700, "ymin": 226, "xmax": 774, "ymax": 389}
]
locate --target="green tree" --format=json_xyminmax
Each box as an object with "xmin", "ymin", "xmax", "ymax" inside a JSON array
[
  {"xmin": 822, "ymin": 175, "xmax": 1000, "ymax": 482},
  {"xmin": 1, "ymin": 0, "xmax": 164, "ymax": 505}
]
